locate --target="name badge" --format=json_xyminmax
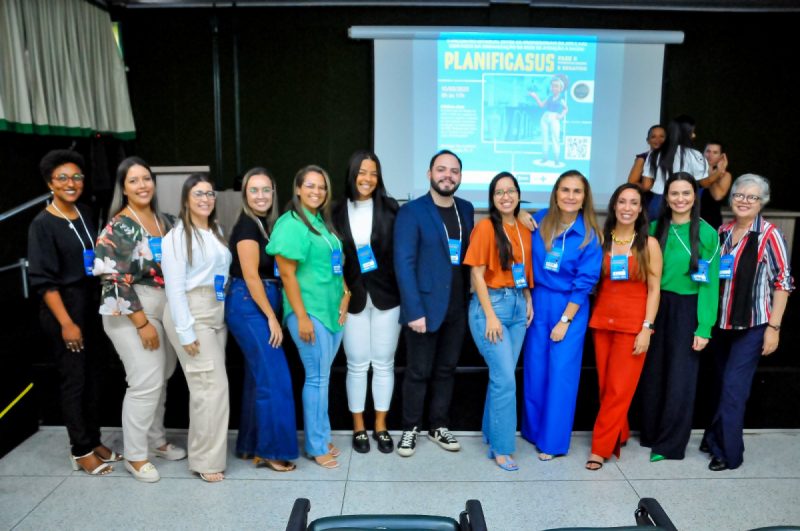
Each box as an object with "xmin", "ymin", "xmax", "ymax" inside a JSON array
[
  {"xmin": 149, "ymin": 237, "xmax": 162, "ymax": 263},
  {"xmin": 448, "ymin": 239, "xmax": 462, "ymax": 265},
  {"xmin": 610, "ymin": 255, "xmax": 629, "ymax": 281},
  {"xmin": 544, "ymin": 248, "xmax": 562, "ymax": 272},
  {"xmin": 214, "ymin": 274, "xmax": 226, "ymax": 301},
  {"xmin": 331, "ymin": 249, "xmax": 343, "ymax": 275},
  {"xmin": 357, "ymin": 244, "xmax": 378, "ymax": 273},
  {"xmin": 512, "ymin": 263, "xmax": 528, "ymax": 288},
  {"xmin": 273, "ymin": 260, "xmax": 280, "ymax": 278},
  {"xmin": 83, "ymin": 249, "xmax": 95, "ymax": 277},
  {"xmin": 719, "ymin": 254, "xmax": 734, "ymax": 280},
  {"xmin": 691, "ymin": 259, "xmax": 710, "ymax": 283}
]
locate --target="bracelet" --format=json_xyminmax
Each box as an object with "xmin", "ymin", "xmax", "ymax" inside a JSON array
[
  {"xmin": 136, "ymin": 319, "xmax": 150, "ymax": 330},
  {"xmin": 343, "ymin": 289, "xmax": 352, "ymax": 297},
  {"xmin": 767, "ymin": 322, "xmax": 781, "ymax": 331}
]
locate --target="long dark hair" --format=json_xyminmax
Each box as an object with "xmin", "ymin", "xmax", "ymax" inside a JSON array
[
  {"xmin": 176, "ymin": 173, "xmax": 226, "ymax": 266},
  {"xmin": 238, "ymin": 166, "xmax": 279, "ymax": 239},
  {"xmin": 647, "ymin": 115, "xmax": 695, "ymax": 185},
  {"xmin": 602, "ymin": 183, "xmax": 650, "ymax": 280},
  {"xmin": 108, "ymin": 156, "xmax": 169, "ymax": 228},
  {"xmin": 289, "ymin": 165, "xmax": 337, "ymax": 237},
  {"xmin": 539, "ymin": 170, "xmax": 602, "ymax": 252},
  {"xmin": 654, "ymin": 172, "xmax": 701, "ymax": 272},
  {"xmin": 488, "ymin": 172, "xmax": 521, "ymax": 270},
  {"xmin": 343, "ymin": 150, "xmax": 398, "ymax": 244}
]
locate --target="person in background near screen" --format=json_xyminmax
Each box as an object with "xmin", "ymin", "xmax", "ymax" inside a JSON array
[
  {"xmin": 585, "ymin": 183, "xmax": 662, "ymax": 471},
  {"xmin": 96, "ymin": 157, "xmax": 186, "ymax": 483},
  {"xmin": 333, "ymin": 151, "xmax": 401, "ymax": 455},
  {"xmin": 394, "ymin": 149, "xmax": 474, "ymax": 457},
  {"xmin": 267, "ymin": 165, "xmax": 349, "ymax": 469},
  {"xmin": 521, "ymin": 170, "xmax": 603, "ymax": 461},
  {"xmin": 698, "ymin": 141, "xmax": 732, "ymax": 229},
  {"xmin": 162, "ymin": 174, "xmax": 232, "ymax": 482},
  {"xmin": 641, "ymin": 115, "xmax": 709, "ymax": 220},
  {"xmin": 639, "ymin": 172, "xmax": 720, "ymax": 462},
  {"xmin": 530, "ymin": 75, "xmax": 568, "ymax": 168},
  {"xmin": 464, "ymin": 172, "xmax": 533, "ymax": 471},
  {"xmin": 626, "ymin": 124, "xmax": 666, "ymax": 212},
  {"xmin": 226, "ymin": 167, "xmax": 298, "ymax": 472},
  {"xmin": 28, "ymin": 150, "xmax": 121, "ymax": 475},
  {"xmin": 701, "ymin": 174, "xmax": 793, "ymax": 471}
]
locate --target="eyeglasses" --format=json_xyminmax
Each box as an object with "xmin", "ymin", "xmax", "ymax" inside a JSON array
[
  {"xmin": 53, "ymin": 173, "xmax": 85, "ymax": 183},
  {"xmin": 731, "ymin": 193, "xmax": 761, "ymax": 204},
  {"xmin": 191, "ymin": 190, "xmax": 217, "ymax": 199},
  {"xmin": 248, "ymin": 187, "xmax": 273, "ymax": 195},
  {"xmin": 494, "ymin": 189, "xmax": 519, "ymax": 198}
]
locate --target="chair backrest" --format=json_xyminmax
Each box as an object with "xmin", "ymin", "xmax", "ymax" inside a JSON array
[{"xmin": 307, "ymin": 514, "xmax": 460, "ymax": 531}]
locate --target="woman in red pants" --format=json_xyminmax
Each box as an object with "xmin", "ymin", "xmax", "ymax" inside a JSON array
[{"xmin": 586, "ymin": 183, "xmax": 662, "ymax": 470}]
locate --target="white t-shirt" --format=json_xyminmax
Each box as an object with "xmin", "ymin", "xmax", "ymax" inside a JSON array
[
  {"xmin": 347, "ymin": 197, "xmax": 374, "ymax": 247},
  {"xmin": 643, "ymin": 146, "xmax": 709, "ymax": 195}
]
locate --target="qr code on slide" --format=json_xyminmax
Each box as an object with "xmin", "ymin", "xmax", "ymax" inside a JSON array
[{"xmin": 565, "ymin": 136, "xmax": 591, "ymax": 160}]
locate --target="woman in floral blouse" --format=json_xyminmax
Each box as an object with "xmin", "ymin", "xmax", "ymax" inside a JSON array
[{"xmin": 95, "ymin": 157, "xmax": 186, "ymax": 483}]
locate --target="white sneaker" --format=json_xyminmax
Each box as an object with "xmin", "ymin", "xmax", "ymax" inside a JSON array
[
  {"xmin": 397, "ymin": 428, "xmax": 419, "ymax": 457},
  {"xmin": 124, "ymin": 460, "xmax": 160, "ymax": 483},
  {"xmin": 152, "ymin": 443, "xmax": 187, "ymax": 461},
  {"xmin": 428, "ymin": 427, "xmax": 461, "ymax": 451}
]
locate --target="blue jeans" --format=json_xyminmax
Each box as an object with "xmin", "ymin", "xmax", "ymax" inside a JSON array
[
  {"xmin": 226, "ymin": 278, "xmax": 298, "ymax": 461},
  {"xmin": 286, "ymin": 313, "xmax": 343, "ymax": 457},
  {"xmin": 468, "ymin": 289, "xmax": 528, "ymax": 455}
]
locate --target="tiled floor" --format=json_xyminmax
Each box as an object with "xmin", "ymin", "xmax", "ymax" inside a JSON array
[{"xmin": 1, "ymin": 427, "xmax": 799, "ymax": 530}]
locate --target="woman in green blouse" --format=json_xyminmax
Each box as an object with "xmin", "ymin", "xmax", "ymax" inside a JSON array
[
  {"xmin": 639, "ymin": 172, "xmax": 720, "ymax": 462},
  {"xmin": 267, "ymin": 165, "xmax": 350, "ymax": 469}
]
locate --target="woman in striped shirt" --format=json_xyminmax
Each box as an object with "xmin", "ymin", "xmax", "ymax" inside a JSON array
[{"xmin": 701, "ymin": 173, "xmax": 793, "ymax": 471}]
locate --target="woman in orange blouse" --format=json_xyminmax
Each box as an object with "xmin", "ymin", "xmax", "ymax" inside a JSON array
[
  {"xmin": 586, "ymin": 183, "xmax": 662, "ymax": 470},
  {"xmin": 464, "ymin": 172, "xmax": 533, "ymax": 471}
]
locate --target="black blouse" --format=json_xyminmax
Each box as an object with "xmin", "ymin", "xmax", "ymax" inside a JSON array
[
  {"xmin": 228, "ymin": 214, "xmax": 276, "ymax": 280},
  {"xmin": 27, "ymin": 204, "xmax": 97, "ymax": 294}
]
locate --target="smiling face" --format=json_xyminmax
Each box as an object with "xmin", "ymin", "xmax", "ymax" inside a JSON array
[
  {"xmin": 48, "ymin": 162, "xmax": 84, "ymax": 205},
  {"xmin": 188, "ymin": 181, "xmax": 215, "ymax": 222},
  {"xmin": 245, "ymin": 174, "xmax": 274, "ymax": 217},
  {"xmin": 428, "ymin": 153, "xmax": 462, "ymax": 197},
  {"xmin": 296, "ymin": 171, "xmax": 327, "ymax": 213},
  {"xmin": 666, "ymin": 179, "xmax": 695, "ymax": 216},
  {"xmin": 647, "ymin": 127, "xmax": 666, "ymax": 150},
  {"xmin": 123, "ymin": 164, "xmax": 155, "ymax": 210},
  {"xmin": 614, "ymin": 188, "xmax": 643, "ymax": 227},
  {"xmin": 730, "ymin": 183, "xmax": 763, "ymax": 222},
  {"xmin": 492, "ymin": 176, "xmax": 519, "ymax": 217},
  {"xmin": 555, "ymin": 176, "xmax": 585, "ymax": 215},
  {"xmin": 355, "ymin": 158, "xmax": 378, "ymax": 201}
]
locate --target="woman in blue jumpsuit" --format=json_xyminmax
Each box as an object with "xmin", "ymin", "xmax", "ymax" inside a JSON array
[{"xmin": 522, "ymin": 170, "xmax": 603, "ymax": 460}]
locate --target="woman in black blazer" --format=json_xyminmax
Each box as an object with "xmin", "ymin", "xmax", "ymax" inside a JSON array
[{"xmin": 333, "ymin": 150, "xmax": 401, "ymax": 454}]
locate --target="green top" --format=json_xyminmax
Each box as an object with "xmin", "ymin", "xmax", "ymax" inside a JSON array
[
  {"xmin": 267, "ymin": 209, "xmax": 344, "ymax": 333},
  {"xmin": 650, "ymin": 219, "xmax": 720, "ymax": 338}
]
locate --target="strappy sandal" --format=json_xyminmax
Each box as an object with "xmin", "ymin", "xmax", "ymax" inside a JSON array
[
  {"xmin": 70, "ymin": 452, "xmax": 113, "ymax": 476},
  {"xmin": 308, "ymin": 453, "xmax": 339, "ymax": 469},
  {"xmin": 95, "ymin": 447, "xmax": 124, "ymax": 463},
  {"xmin": 198, "ymin": 472, "xmax": 225, "ymax": 482},
  {"xmin": 585, "ymin": 459, "xmax": 604, "ymax": 471},
  {"xmin": 254, "ymin": 457, "xmax": 296, "ymax": 472},
  {"xmin": 328, "ymin": 443, "xmax": 341, "ymax": 458}
]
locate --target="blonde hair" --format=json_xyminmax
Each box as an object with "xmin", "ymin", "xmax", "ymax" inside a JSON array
[{"xmin": 539, "ymin": 170, "xmax": 602, "ymax": 252}]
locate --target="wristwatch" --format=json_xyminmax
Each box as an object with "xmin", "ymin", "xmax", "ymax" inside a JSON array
[
  {"xmin": 560, "ymin": 315, "xmax": 572, "ymax": 324},
  {"xmin": 643, "ymin": 320, "xmax": 654, "ymax": 331}
]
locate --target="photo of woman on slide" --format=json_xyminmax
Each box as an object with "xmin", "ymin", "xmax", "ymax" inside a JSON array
[{"xmin": 530, "ymin": 75, "xmax": 568, "ymax": 168}]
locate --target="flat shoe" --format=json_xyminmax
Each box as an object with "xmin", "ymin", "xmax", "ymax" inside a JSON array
[
  {"xmin": 124, "ymin": 460, "xmax": 160, "ymax": 483},
  {"xmin": 488, "ymin": 449, "xmax": 519, "ymax": 471},
  {"xmin": 254, "ymin": 457, "xmax": 296, "ymax": 472},
  {"xmin": 585, "ymin": 459, "xmax": 604, "ymax": 471},
  {"xmin": 650, "ymin": 452, "xmax": 666, "ymax": 463},
  {"xmin": 372, "ymin": 431, "xmax": 394, "ymax": 454},
  {"xmin": 352, "ymin": 430, "xmax": 370, "ymax": 454},
  {"xmin": 199, "ymin": 472, "xmax": 225, "ymax": 482},
  {"xmin": 152, "ymin": 443, "xmax": 187, "ymax": 461},
  {"xmin": 538, "ymin": 452, "xmax": 554, "ymax": 461}
]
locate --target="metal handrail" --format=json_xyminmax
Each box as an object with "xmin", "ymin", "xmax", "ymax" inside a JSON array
[
  {"xmin": 0, "ymin": 258, "xmax": 30, "ymax": 298},
  {"xmin": 0, "ymin": 193, "xmax": 51, "ymax": 223}
]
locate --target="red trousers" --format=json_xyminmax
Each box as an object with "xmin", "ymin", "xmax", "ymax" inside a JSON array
[{"xmin": 590, "ymin": 329, "xmax": 646, "ymax": 459}]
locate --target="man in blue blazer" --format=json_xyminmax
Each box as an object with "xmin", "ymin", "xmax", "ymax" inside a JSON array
[{"xmin": 393, "ymin": 149, "xmax": 474, "ymax": 457}]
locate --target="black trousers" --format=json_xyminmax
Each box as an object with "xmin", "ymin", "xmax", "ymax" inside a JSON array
[
  {"xmin": 638, "ymin": 291, "xmax": 700, "ymax": 459},
  {"xmin": 40, "ymin": 281, "xmax": 102, "ymax": 456},
  {"xmin": 401, "ymin": 305, "xmax": 466, "ymax": 431}
]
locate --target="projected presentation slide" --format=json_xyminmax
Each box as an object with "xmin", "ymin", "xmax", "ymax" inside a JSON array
[{"xmin": 437, "ymin": 34, "xmax": 597, "ymax": 192}]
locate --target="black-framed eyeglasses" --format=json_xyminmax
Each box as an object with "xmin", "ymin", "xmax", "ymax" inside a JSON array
[
  {"xmin": 731, "ymin": 192, "xmax": 761, "ymax": 204},
  {"xmin": 53, "ymin": 173, "xmax": 85, "ymax": 183},
  {"xmin": 494, "ymin": 189, "xmax": 519, "ymax": 198},
  {"xmin": 191, "ymin": 190, "xmax": 217, "ymax": 199}
]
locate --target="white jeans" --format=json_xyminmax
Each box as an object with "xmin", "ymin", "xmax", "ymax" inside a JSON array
[
  {"xmin": 102, "ymin": 285, "xmax": 177, "ymax": 462},
  {"xmin": 342, "ymin": 295, "xmax": 401, "ymax": 413}
]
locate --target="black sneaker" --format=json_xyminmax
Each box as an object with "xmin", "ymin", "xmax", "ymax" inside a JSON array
[
  {"xmin": 428, "ymin": 427, "xmax": 461, "ymax": 451},
  {"xmin": 353, "ymin": 430, "xmax": 370, "ymax": 454},
  {"xmin": 397, "ymin": 428, "xmax": 418, "ymax": 457},
  {"xmin": 372, "ymin": 430, "xmax": 394, "ymax": 454}
]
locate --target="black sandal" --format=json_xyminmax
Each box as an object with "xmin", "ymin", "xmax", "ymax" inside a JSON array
[{"xmin": 585, "ymin": 459, "xmax": 604, "ymax": 471}]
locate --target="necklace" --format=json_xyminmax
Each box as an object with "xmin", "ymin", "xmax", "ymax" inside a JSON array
[{"xmin": 610, "ymin": 230, "xmax": 634, "ymax": 245}]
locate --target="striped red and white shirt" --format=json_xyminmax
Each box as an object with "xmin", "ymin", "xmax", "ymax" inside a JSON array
[{"xmin": 717, "ymin": 215, "xmax": 794, "ymax": 330}]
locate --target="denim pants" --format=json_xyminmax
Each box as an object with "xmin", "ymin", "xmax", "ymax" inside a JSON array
[
  {"xmin": 226, "ymin": 278, "xmax": 299, "ymax": 461},
  {"xmin": 286, "ymin": 313, "xmax": 343, "ymax": 457},
  {"xmin": 468, "ymin": 288, "xmax": 528, "ymax": 455}
]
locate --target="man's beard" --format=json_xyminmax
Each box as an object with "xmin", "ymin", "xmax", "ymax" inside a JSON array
[{"xmin": 430, "ymin": 177, "xmax": 459, "ymax": 197}]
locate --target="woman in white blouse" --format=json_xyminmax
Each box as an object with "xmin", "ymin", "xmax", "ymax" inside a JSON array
[{"xmin": 162, "ymin": 173, "xmax": 232, "ymax": 482}]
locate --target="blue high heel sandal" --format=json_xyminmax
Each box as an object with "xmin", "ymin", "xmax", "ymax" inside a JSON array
[{"xmin": 488, "ymin": 448, "xmax": 519, "ymax": 471}]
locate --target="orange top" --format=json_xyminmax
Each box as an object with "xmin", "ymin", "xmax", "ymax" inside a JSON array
[
  {"xmin": 464, "ymin": 218, "xmax": 533, "ymax": 289},
  {"xmin": 588, "ymin": 253, "xmax": 648, "ymax": 334}
]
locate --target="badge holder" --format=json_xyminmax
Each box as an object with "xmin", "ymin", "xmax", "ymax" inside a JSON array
[
  {"xmin": 214, "ymin": 274, "xmax": 226, "ymax": 301},
  {"xmin": 357, "ymin": 244, "xmax": 378, "ymax": 273}
]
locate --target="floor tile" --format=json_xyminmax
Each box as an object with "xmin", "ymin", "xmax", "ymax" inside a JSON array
[{"xmin": 0, "ymin": 476, "xmax": 65, "ymax": 529}]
